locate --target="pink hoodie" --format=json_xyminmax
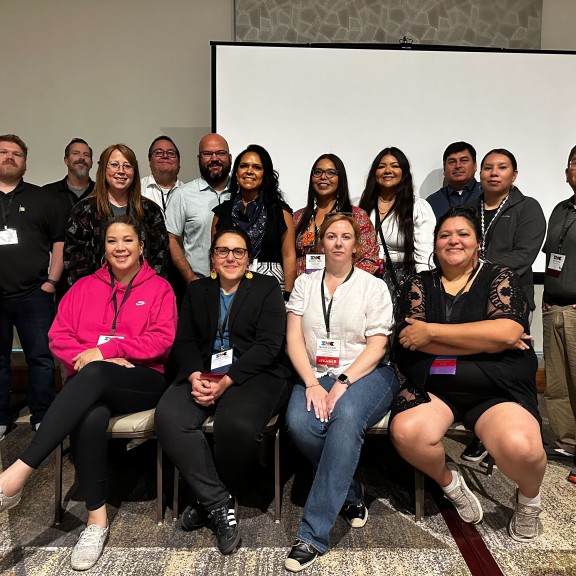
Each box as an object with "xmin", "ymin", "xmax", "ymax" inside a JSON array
[{"xmin": 49, "ymin": 260, "xmax": 177, "ymax": 376}]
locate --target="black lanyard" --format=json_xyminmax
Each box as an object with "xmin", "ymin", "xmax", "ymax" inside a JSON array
[
  {"xmin": 556, "ymin": 207, "xmax": 576, "ymax": 253},
  {"xmin": 441, "ymin": 263, "xmax": 479, "ymax": 321},
  {"xmin": 320, "ymin": 267, "xmax": 354, "ymax": 338},
  {"xmin": 306, "ymin": 200, "xmax": 339, "ymax": 247},
  {"xmin": 217, "ymin": 291, "xmax": 236, "ymax": 351},
  {"xmin": 0, "ymin": 192, "xmax": 15, "ymax": 229},
  {"xmin": 109, "ymin": 271, "xmax": 138, "ymax": 335}
]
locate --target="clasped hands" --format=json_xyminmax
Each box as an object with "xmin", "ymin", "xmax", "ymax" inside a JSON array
[
  {"xmin": 190, "ymin": 371, "xmax": 233, "ymax": 406},
  {"xmin": 305, "ymin": 379, "xmax": 347, "ymax": 423},
  {"xmin": 73, "ymin": 348, "xmax": 134, "ymax": 371}
]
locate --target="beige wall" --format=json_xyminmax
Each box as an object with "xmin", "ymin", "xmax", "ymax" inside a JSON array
[
  {"xmin": 542, "ymin": 0, "xmax": 576, "ymax": 49},
  {"xmin": 0, "ymin": 0, "xmax": 234, "ymax": 185}
]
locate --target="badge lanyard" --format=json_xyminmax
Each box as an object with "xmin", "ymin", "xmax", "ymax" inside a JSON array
[
  {"xmin": 0, "ymin": 193, "xmax": 15, "ymax": 229},
  {"xmin": 320, "ymin": 267, "xmax": 354, "ymax": 338},
  {"xmin": 217, "ymin": 292, "xmax": 236, "ymax": 351},
  {"xmin": 480, "ymin": 195, "xmax": 509, "ymax": 256},
  {"xmin": 109, "ymin": 271, "xmax": 138, "ymax": 335},
  {"xmin": 556, "ymin": 209, "xmax": 576, "ymax": 253}
]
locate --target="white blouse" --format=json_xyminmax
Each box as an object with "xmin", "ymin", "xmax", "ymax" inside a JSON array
[
  {"xmin": 369, "ymin": 196, "xmax": 435, "ymax": 272},
  {"xmin": 286, "ymin": 268, "xmax": 393, "ymax": 377}
]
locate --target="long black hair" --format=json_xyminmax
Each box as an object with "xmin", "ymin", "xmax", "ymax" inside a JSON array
[
  {"xmin": 295, "ymin": 153, "xmax": 352, "ymax": 240},
  {"xmin": 358, "ymin": 147, "xmax": 415, "ymax": 265},
  {"xmin": 228, "ymin": 144, "xmax": 285, "ymax": 211}
]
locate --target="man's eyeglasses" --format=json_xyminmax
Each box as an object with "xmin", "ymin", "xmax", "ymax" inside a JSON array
[
  {"xmin": 212, "ymin": 247, "xmax": 248, "ymax": 259},
  {"xmin": 199, "ymin": 150, "xmax": 229, "ymax": 159},
  {"xmin": 569, "ymin": 160, "xmax": 576, "ymax": 170},
  {"xmin": 107, "ymin": 161, "xmax": 134, "ymax": 172},
  {"xmin": 312, "ymin": 168, "xmax": 338, "ymax": 179},
  {"xmin": 151, "ymin": 149, "xmax": 178, "ymax": 159}
]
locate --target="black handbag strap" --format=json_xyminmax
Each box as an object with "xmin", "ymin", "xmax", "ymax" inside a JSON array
[{"xmin": 375, "ymin": 214, "xmax": 401, "ymax": 295}]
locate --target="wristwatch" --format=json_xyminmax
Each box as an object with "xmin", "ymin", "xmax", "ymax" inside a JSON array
[{"xmin": 337, "ymin": 373, "xmax": 351, "ymax": 387}]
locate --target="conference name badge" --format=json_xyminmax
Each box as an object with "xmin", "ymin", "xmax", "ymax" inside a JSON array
[
  {"xmin": 316, "ymin": 338, "xmax": 340, "ymax": 366},
  {"xmin": 429, "ymin": 356, "xmax": 457, "ymax": 375},
  {"xmin": 305, "ymin": 254, "xmax": 325, "ymax": 274},
  {"xmin": 546, "ymin": 253, "xmax": 565, "ymax": 278},
  {"xmin": 211, "ymin": 348, "xmax": 233, "ymax": 372},
  {"xmin": 97, "ymin": 335, "xmax": 125, "ymax": 345},
  {"xmin": 0, "ymin": 228, "xmax": 18, "ymax": 245}
]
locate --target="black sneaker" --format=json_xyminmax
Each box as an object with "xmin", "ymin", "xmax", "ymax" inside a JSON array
[
  {"xmin": 208, "ymin": 496, "xmax": 240, "ymax": 555},
  {"xmin": 285, "ymin": 539, "xmax": 320, "ymax": 572},
  {"xmin": 181, "ymin": 504, "xmax": 209, "ymax": 531},
  {"xmin": 340, "ymin": 486, "xmax": 368, "ymax": 528},
  {"xmin": 461, "ymin": 438, "xmax": 488, "ymax": 462}
]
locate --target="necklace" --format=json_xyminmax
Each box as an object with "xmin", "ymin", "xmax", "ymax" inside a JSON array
[
  {"xmin": 378, "ymin": 196, "xmax": 394, "ymax": 204},
  {"xmin": 480, "ymin": 194, "xmax": 509, "ymax": 256}
]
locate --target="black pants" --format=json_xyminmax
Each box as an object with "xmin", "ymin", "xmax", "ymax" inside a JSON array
[
  {"xmin": 155, "ymin": 373, "xmax": 290, "ymax": 511},
  {"xmin": 20, "ymin": 362, "xmax": 166, "ymax": 510}
]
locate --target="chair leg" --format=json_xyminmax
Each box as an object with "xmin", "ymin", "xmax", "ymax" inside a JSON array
[
  {"xmin": 274, "ymin": 428, "xmax": 281, "ymax": 523},
  {"xmin": 414, "ymin": 467, "xmax": 425, "ymax": 522},
  {"xmin": 173, "ymin": 467, "xmax": 180, "ymax": 521},
  {"xmin": 486, "ymin": 455, "xmax": 495, "ymax": 476},
  {"xmin": 156, "ymin": 440, "xmax": 163, "ymax": 525},
  {"xmin": 54, "ymin": 442, "xmax": 63, "ymax": 525}
]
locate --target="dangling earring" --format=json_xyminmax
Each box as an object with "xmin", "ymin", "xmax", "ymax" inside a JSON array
[
  {"xmin": 100, "ymin": 255, "xmax": 107, "ymax": 267},
  {"xmin": 245, "ymin": 270, "xmax": 253, "ymax": 279},
  {"xmin": 210, "ymin": 269, "xmax": 218, "ymax": 280}
]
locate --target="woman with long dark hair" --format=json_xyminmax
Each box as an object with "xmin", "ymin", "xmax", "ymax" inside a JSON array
[
  {"xmin": 294, "ymin": 153, "xmax": 378, "ymax": 275},
  {"xmin": 359, "ymin": 147, "xmax": 434, "ymax": 303},
  {"xmin": 212, "ymin": 144, "xmax": 296, "ymax": 297}
]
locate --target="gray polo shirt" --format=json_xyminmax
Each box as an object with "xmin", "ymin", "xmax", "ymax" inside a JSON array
[{"xmin": 165, "ymin": 177, "xmax": 230, "ymax": 277}]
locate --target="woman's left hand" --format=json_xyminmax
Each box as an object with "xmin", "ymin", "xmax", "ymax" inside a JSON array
[
  {"xmin": 398, "ymin": 318, "xmax": 433, "ymax": 351},
  {"xmin": 72, "ymin": 347, "xmax": 104, "ymax": 371},
  {"xmin": 211, "ymin": 374, "xmax": 234, "ymax": 402},
  {"xmin": 103, "ymin": 357, "xmax": 135, "ymax": 368},
  {"xmin": 326, "ymin": 381, "xmax": 348, "ymax": 416}
]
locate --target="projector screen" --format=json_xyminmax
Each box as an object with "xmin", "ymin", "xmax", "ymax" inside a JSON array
[{"xmin": 213, "ymin": 42, "xmax": 576, "ymax": 272}]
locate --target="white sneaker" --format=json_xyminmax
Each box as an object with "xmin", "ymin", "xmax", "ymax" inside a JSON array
[
  {"xmin": 0, "ymin": 424, "xmax": 8, "ymax": 441},
  {"xmin": 508, "ymin": 489, "xmax": 541, "ymax": 542},
  {"xmin": 443, "ymin": 462, "xmax": 483, "ymax": 524},
  {"xmin": 70, "ymin": 523, "xmax": 109, "ymax": 571}
]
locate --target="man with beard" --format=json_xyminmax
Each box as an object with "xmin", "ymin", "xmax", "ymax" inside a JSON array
[
  {"xmin": 165, "ymin": 133, "xmax": 232, "ymax": 282},
  {"xmin": 141, "ymin": 135, "xmax": 184, "ymax": 215},
  {"xmin": 43, "ymin": 138, "xmax": 94, "ymax": 210},
  {"xmin": 0, "ymin": 134, "xmax": 68, "ymax": 439}
]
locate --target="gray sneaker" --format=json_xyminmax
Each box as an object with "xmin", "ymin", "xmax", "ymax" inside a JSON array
[
  {"xmin": 508, "ymin": 490, "xmax": 541, "ymax": 542},
  {"xmin": 0, "ymin": 424, "xmax": 7, "ymax": 441},
  {"xmin": 70, "ymin": 523, "xmax": 109, "ymax": 571},
  {"xmin": 0, "ymin": 486, "xmax": 22, "ymax": 513},
  {"xmin": 443, "ymin": 462, "xmax": 483, "ymax": 524}
]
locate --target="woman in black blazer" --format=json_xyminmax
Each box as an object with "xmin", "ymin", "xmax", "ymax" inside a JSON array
[{"xmin": 155, "ymin": 227, "xmax": 291, "ymax": 555}]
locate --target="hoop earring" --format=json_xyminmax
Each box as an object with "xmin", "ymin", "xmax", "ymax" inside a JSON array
[
  {"xmin": 245, "ymin": 270, "xmax": 253, "ymax": 279},
  {"xmin": 139, "ymin": 252, "xmax": 144, "ymax": 264},
  {"xmin": 210, "ymin": 269, "xmax": 218, "ymax": 280},
  {"xmin": 100, "ymin": 255, "xmax": 106, "ymax": 267}
]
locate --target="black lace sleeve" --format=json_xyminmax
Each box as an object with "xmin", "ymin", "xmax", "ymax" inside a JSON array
[
  {"xmin": 397, "ymin": 274, "xmax": 427, "ymax": 329},
  {"xmin": 485, "ymin": 266, "xmax": 530, "ymax": 331}
]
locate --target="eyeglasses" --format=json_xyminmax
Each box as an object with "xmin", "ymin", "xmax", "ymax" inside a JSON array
[
  {"xmin": 107, "ymin": 161, "xmax": 134, "ymax": 172},
  {"xmin": 312, "ymin": 168, "xmax": 338, "ymax": 179},
  {"xmin": 569, "ymin": 160, "xmax": 576, "ymax": 169},
  {"xmin": 199, "ymin": 150, "xmax": 229, "ymax": 159},
  {"xmin": 212, "ymin": 247, "xmax": 248, "ymax": 259},
  {"xmin": 151, "ymin": 149, "xmax": 177, "ymax": 159}
]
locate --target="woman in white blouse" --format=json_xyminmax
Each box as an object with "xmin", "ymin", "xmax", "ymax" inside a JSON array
[
  {"xmin": 283, "ymin": 214, "xmax": 400, "ymax": 572},
  {"xmin": 359, "ymin": 147, "xmax": 435, "ymax": 306}
]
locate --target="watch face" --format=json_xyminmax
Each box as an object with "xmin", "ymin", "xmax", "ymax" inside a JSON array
[{"xmin": 338, "ymin": 374, "xmax": 348, "ymax": 383}]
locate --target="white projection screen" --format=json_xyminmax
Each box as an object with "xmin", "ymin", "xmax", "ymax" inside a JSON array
[{"xmin": 213, "ymin": 42, "xmax": 576, "ymax": 272}]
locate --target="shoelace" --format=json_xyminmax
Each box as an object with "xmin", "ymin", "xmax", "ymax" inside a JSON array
[{"xmin": 77, "ymin": 526, "xmax": 106, "ymax": 548}]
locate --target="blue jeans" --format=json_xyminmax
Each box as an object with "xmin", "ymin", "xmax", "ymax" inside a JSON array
[
  {"xmin": 286, "ymin": 365, "xmax": 399, "ymax": 552},
  {"xmin": 0, "ymin": 288, "xmax": 56, "ymax": 426}
]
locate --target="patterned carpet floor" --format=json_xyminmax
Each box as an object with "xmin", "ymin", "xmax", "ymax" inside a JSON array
[{"xmin": 1, "ymin": 397, "xmax": 576, "ymax": 576}]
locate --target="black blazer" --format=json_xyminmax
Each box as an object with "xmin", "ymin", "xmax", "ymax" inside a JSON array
[{"xmin": 172, "ymin": 273, "xmax": 290, "ymax": 385}]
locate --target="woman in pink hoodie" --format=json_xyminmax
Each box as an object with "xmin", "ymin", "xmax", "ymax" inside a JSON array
[{"xmin": 0, "ymin": 215, "xmax": 177, "ymax": 571}]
